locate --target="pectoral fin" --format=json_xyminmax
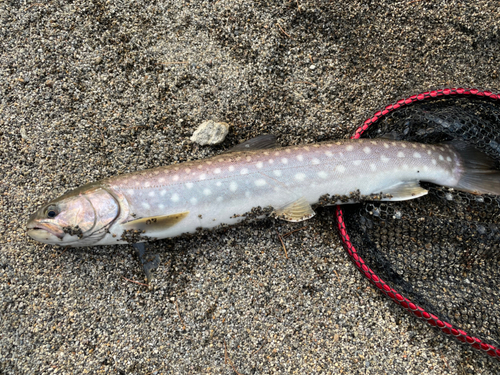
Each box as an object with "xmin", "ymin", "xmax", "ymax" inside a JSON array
[
  {"xmin": 273, "ymin": 197, "xmax": 315, "ymax": 222},
  {"xmin": 381, "ymin": 181, "xmax": 428, "ymax": 200},
  {"xmin": 133, "ymin": 242, "xmax": 160, "ymax": 283},
  {"xmin": 123, "ymin": 211, "xmax": 189, "ymax": 232}
]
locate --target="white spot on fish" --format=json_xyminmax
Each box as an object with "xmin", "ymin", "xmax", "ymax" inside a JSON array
[
  {"xmin": 397, "ymin": 151, "xmax": 405, "ymax": 158},
  {"xmin": 401, "ymin": 144, "xmax": 407, "ymax": 148},
  {"xmin": 171, "ymin": 193, "xmax": 179, "ymax": 202},
  {"xmin": 325, "ymin": 151, "xmax": 333, "ymax": 157},
  {"xmin": 256, "ymin": 161, "xmax": 263, "ymax": 169},
  {"xmin": 363, "ymin": 147, "xmax": 371, "ymax": 154},
  {"xmin": 159, "ymin": 204, "xmax": 164, "ymax": 209},
  {"xmin": 161, "ymin": 190, "xmax": 167, "ymax": 196},
  {"xmin": 423, "ymin": 165, "xmax": 429, "ymax": 172},
  {"xmin": 403, "ymin": 164, "xmax": 409, "ymax": 170},
  {"xmin": 353, "ymin": 160, "xmax": 362, "ymax": 166},
  {"xmin": 336, "ymin": 165, "xmax": 346, "ymax": 173},
  {"xmin": 268, "ymin": 159, "xmax": 274, "ymax": 164},
  {"xmin": 190, "ymin": 197, "xmax": 198, "ymax": 205},
  {"xmin": 427, "ymin": 150, "xmax": 432, "ymax": 155},
  {"xmin": 311, "ymin": 158, "xmax": 320, "ymax": 165},
  {"xmin": 240, "ymin": 168, "xmax": 249, "ymax": 175},
  {"xmin": 145, "ymin": 181, "xmax": 151, "ymax": 188},
  {"xmin": 383, "ymin": 143, "xmax": 389, "ymax": 149},
  {"xmin": 214, "ymin": 168, "xmax": 221, "ymax": 174},
  {"xmin": 160, "ymin": 177, "xmax": 167, "ymax": 183},
  {"xmin": 255, "ymin": 179, "xmax": 267, "ymax": 187},
  {"xmin": 273, "ymin": 186, "xmax": 281, "ymax": 192},
  {"xmin": 370, "ymin": 163, "xmax": 377, "ymax": 172},
  {"xmin": 199, "ymin": 174, "xmax": 206, "ymax": 180},
  {"xmin": 274, "ymin": 151, "xmax": 280, "ymax": 156},
  {"xmin": 203, "ymin": 188, "xmax": 211, "ymax": 196},
  {"xmin": 127, "ymin": 189, "xmax": 135, "ymax": 195},
  {"xmin": 413, "ymin": 152, "xmax": 421, "ymax": 158},
  {"xmin": 149, "ymin": 191, "xmax": 155, "ymax": 197},
  {"xmin": 245, "ymin": 191, "xmax": 251, "ymax": 198},
  {"xmin": 381, "ymin": 155, "xmax": 390, "ymax": 163},
  {"xmin": 346, "ymin": 145, "xmax": 354, "ymax": 151},
  {"xmin": 216, "ymin": 196, "xmax": 223, "ymax": 202},
  {"xmin": 186, "ymin": 182, "xmax": 194, "ymax": 189},
  {"xmin": 296, "ymin": 155, "xmax": 304, "ymax": 162},
  {"xmin": 273, "ymin": 170, "xmax": 282, "ymax": 177},
  {"xmin": 281, "ymin": 158, "xmax": 288, "ymax": 164},
  {"xmin": 446, "ymin": 156, "xmax": 452, "ymax": 162},
  {"xmin": 318, "ymin": 171, "xmax": 328, "ymax": 179},
  {"xmin": 142, "ymin": 202, "xmax": 150, "ymax": 209},
  {"xmin": 229, "ymin": 166, "xmax": 235, "ymax": 172},
  {"xmin": 412, "ymin": 144, "xmax": 417, "ymax": 148},
  {"xmin": 432, "ymin": 159, "xmax": 437, "ymax": 165},
  {"xmin": 246, "ymin": 156, "xmax": 252, "ymax": 161},
  {"xmin": 294, "ymin": 173, "xmax": 306, "ymax": 181},
  {"xmin": 185, "ymin": 168, "xmax": 191, "ymax": 174},
  {"xmin": 230, "ymin": 182, "xmax": 238, "ymax": 192},
  {"xmin": 216, "ymin": 181, "xmax": 222, "ymax": 187}
]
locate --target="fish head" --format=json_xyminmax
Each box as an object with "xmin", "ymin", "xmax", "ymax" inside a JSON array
[{"xmin": 27, "ymin": 183, "xmax": 120, "ymax": 247}]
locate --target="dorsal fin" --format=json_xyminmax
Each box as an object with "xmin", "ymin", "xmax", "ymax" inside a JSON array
[{"xmin": 226, "ymin": 134, "xmax": 278, "ymax": 153}]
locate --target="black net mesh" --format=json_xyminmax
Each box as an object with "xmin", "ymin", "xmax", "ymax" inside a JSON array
[{"xmin": 339, "ymin": 89, "xmax": 500, "ymax": 358}]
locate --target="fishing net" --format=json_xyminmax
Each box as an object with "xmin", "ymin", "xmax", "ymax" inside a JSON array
[{"xmin": 336, "ymin": 88, "xmax": 500, "ymax": 359}]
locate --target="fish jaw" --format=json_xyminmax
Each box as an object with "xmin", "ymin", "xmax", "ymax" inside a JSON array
[{"xmin": 27, "ymin": 221, "xmax": 65, "ymax": 243}]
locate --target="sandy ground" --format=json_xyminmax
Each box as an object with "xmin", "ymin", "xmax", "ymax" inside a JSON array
[{"xmin": 1, "ymin": 0, "xmax": 500, "ymax": 373}]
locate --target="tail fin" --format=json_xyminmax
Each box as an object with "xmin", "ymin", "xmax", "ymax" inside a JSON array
[{"xmin": 452, "ymin": 141, "xmax": 500, "ymax": 195}]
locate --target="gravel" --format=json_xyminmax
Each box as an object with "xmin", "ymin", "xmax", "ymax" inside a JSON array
[{"xmin": 1, "ymin": 0, "xmax": 500, "ymax": 373}]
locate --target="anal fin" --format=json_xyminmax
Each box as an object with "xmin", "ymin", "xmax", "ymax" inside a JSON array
[
  {"xmin": 273, "ymin": 196, "xmax": 315, "ymax": 222},
  {"xmin": 380, "ymin": 181, "xmax": 428, "ymax": 201}
]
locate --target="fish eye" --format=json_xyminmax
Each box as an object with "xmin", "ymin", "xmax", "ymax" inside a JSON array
[{"xmin": 46, "ymin": 205, "xmax": 59, "ymax": 218}]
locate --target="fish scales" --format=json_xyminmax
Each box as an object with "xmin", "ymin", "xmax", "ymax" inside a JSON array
[{"xmin": 27, "ymin": 137, "xmax": 500, "ymax": 248}]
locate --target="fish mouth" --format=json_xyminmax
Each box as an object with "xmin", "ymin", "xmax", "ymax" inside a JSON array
[{"xmin": 26, "ymin": 222, "xmax": 64, "ymax": 243}]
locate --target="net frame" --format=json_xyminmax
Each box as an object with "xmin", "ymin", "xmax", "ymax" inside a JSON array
[{"xmin": 336, "ymin": 87, "xmax": 500, "ymax": 359}]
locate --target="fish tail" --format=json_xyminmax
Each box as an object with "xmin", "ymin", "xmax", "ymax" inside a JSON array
[{"xmin": 452, "ymin": 141, "xmax": 500, "ymax": 195}]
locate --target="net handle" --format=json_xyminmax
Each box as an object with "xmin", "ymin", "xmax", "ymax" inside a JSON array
[{"xmin": 336, "ymin": 87, "xmax": 500, "ymax": 359}]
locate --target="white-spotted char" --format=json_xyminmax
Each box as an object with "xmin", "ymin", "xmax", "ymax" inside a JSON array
[{"xmin": 27, "ymin": 136, "xmax": 500, "ymax": 247}]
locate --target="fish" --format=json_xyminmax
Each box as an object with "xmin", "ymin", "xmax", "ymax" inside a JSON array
[{"xmin": 27, "ymin": 135, "xmax": 500, "ymax": 249}]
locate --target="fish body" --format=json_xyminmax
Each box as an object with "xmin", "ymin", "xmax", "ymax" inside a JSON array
[{"xmin": 27, "ymin": 137, "xmax": 500, "ymax": 247}]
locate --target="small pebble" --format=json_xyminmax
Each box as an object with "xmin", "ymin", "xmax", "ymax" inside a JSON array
[{"xmin": 190, "ymin": 120, "xmax": 230, "ymax": 145}]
